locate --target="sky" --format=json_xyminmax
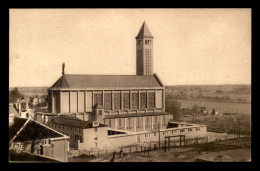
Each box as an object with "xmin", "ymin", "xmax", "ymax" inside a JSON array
[{"xmin": 9, "ymin": 9, "xmax": 251, "ymax": 87}]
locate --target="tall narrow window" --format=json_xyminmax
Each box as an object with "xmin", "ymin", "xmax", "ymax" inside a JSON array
[
  {"xmin": 148, "ymin": 92, "xmax": 155, "ymax": 109},
  {"xmin": 104, "ymin": 93, "xmax": 112, "ymax": 110},
  {"xmin": 94, "ymin": 92, "xmax": 103, "ymax": 106},
  {"xmin": 114, "ymin": 93, "xmax": 121, "ymax": 110},
  {"xmin": 140, "ymin": 92, "xmax": 147, "ymax": 109},
  {"xmin": 123, "ymin": 93, "xmax": 130, "ymax": 110},
  {"xmin": 132, "ymin": 92, "xmax": 139, "ymax": 109}
]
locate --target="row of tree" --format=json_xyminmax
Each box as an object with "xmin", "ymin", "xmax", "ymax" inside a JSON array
[{"xmin": 9, "ymin": 87, "xmax": 48, "ymax": 103}]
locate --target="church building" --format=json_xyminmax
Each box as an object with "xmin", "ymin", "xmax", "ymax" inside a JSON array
[{"xmin": 47, "ymin": 22, "xmax": 170, "ymax": 132}]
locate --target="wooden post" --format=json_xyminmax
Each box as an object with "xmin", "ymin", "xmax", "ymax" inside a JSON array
[
  {"xmin": 168, "ymin": 138, "xmax": 170, "ymax": 151},
  {"xmin": 158, "ymin": 122, "xmax": 160, "ymax": 148},
  {"xmin": 164, "ymin": 138, "xmax": 166, "ymax": 152},
  {"xmin": 113, "ymin": 151, "xmax": 116, "ymax": 159}
]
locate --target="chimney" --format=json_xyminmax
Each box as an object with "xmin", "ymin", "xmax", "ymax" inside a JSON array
[{"xmin": 62, "ymin": 62, "xmax": 65, "ymax": 75}]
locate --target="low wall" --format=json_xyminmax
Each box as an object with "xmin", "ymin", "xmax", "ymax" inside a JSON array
[{"xmin": 78, "ymin": 125, "xmax": 207, "ymax": 151}]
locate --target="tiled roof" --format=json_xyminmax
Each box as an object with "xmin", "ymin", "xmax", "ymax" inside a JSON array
[
  {"xmin": 50, "ymin": 74, "xmax": 163, "ymax": 89},
  {"xmin": 136, "ymin": 21, "xmax": 153, "ymax": 38}
]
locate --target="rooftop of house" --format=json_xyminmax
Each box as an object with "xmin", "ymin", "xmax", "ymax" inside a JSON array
[{"xmin": 9, "ymin": 117, "xmax": 68, "ymax": 142}]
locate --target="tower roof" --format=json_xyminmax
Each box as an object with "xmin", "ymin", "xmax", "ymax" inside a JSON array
[{"xmin": 136, "ymin": 21, "xmax": 153, "ymax": 39}]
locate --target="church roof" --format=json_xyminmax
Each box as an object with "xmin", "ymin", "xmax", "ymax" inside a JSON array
[
  {"xmin": 49, "ymin": 74, "xmax": 163, "ymax": 89},
  {"xmin": 136, "ymin": 21, "xmax": 153, "ymax": 39}
]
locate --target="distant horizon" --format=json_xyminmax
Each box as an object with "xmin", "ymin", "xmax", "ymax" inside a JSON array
[{"xmin": 9, "ymin": 83, "xmax": 251, "ymax": 89}]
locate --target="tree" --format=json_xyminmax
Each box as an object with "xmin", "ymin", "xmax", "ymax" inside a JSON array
[
  {"xmin": 211, "ymin": 108, "xmax": 216, "ymax": 115},
  {"xmin": 165, "ymin": 100, "xmax": 182, "ymax": 120},
  {"xmin": 192, "ymin": 104, "xmax": 199, "ymax": 113},
  {"xmin": 9, "ymin": 87, "xmax": 24, "ymax": 103}
]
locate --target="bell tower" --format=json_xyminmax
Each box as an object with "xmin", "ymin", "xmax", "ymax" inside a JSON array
[{"xmin": 136, "ymin": 21, "xmax": 154, "ymax": 75}]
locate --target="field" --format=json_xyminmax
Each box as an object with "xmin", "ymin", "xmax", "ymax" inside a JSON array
[
  {"xmin": 166, "ymin": 84, "xmax": 251, "ymax": 103},
  {"xmin": 173, "ymin": 99, "xmax": 251, "ymax": 115}
]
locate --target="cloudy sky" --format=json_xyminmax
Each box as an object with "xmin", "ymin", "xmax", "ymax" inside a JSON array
[{"xmin": 9, "ymin": 9, "xmax": 251, "ymax": 87}]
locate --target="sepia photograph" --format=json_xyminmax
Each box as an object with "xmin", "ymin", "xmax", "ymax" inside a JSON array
[{"xmin": 9, "ymin": 8, "xmax": 251, "ymax": 162}]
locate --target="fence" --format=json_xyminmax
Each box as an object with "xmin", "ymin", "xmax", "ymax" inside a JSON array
[{"xmin": 68, "ymin": 137, "xmax": 208, "ymax": 159}]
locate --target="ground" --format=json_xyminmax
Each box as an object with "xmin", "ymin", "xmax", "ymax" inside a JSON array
[{"xmin": 69, "ymin": 137, "xmax": 251, "ymax": 162}]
